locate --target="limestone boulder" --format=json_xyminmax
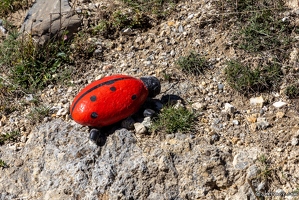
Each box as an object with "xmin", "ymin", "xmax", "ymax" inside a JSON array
[{"xmin": 20, "ymin": 0, "xmax": 81, "ymax": 44}]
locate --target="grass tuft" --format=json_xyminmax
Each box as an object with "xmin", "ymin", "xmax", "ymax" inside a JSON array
[
  {"xmin": 176, "ymin": 52, "xmax": 208, "ymax": 76},
  {"xmin": 225, "ymin": 60, "xmax": 282, "ymax": 95},
  {"xmin": 237, "ymin": 10, "xmax": 291, "ymax": 53},
  {"xmin": 0, "ymin": 0, "xmax": 31, "ymax": 18},
  {"xmin": 0, "ymin": 159, "xmax": 8, "ymax": 168},
  {"xmin": 0, "ymin": 131, "xmax": 20, "ymax": 145},
  {"xmin": 151, "ymin": 106, "xmax": 195, "ymax": 134},
  {"xmin": 0, "ymin": 32, "xmax": 73, "ymax": 92},
  {"xmin": 285, "ymin": 85, "xmax": 299, "ymax": 99},
  {"xmin": 27, "ymin": 106, "xmax": 50, "ymax": 124}
]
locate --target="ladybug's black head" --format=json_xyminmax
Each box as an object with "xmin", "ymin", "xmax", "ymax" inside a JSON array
[{"xmin": 140, "ymin": 76, "xmax": 161, "ymax": 97}]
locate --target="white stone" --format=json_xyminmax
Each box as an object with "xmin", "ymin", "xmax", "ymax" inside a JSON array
[
  {"xmin": 134, "ymin": 123, "xmax": 147, "ymax": 135},
  {"xmin": 224, "ymin": 103, "xmax": 235, "ymax": 114},
  {"xmin": 192, "ymin": 102, "xmax": 205, "ymax": 110},
  {"xmin": 250, "ymin": 96, "xmax": 264, "ymax": 107},
  {"xmin": 273, "ymin": 101, "xmax": 287, "ymax": 108}
]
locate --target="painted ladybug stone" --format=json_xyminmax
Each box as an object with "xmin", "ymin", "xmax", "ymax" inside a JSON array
[{"xmin": 70, "ymin": 74, "xmax": 160, "ymax": 128}]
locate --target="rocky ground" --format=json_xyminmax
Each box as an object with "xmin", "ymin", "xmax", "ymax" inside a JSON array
[{"xmin": 1, "ymin": 0, "xmax": 299, "ymax": 199}]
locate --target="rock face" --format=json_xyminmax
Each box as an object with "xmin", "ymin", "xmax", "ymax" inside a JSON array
[
  {"xmin": 20, "ymin": 0, "xmax": 81, "ymax": 44},
  {"xmin": 0, "ymin": 119, "xmax": 237, "ymax": 199}
]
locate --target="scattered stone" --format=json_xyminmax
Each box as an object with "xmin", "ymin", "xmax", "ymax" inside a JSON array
[
  {"xmin": 275, "ymin": 189, "xmax": 285, "ymax": 196},
  {"xmin": 218, "ymin": 83, "xmax": 224, "ymax": 90},
  {"xmin": 178, "ymin": 24, "xmax": 184, "ymax": 33},
  {"xmin": 121, "ymin": 117, "xmax": 135, "ymax": 130},
  {"xmin": 273, "ymin": 101, "xmax": 287, "ymax": 108},
  {"xmin": 211, "ymin": 133, "xmax": 220, "ymax": 143},
  {"xmin": 134, "ymin": 122, "xmax": 147, "ymax": 135},
  {"xmin": 174, "ymin": 100, "xmax": 184, "ymax": 109},
  {"xmin": 20, "ymin": 136, "xmax": 27, "ymax": 143},
  {"xmin": 14, "ymin": 159, "xmax": 23, "ymax": 167},
  {"xmin": 122, "ymin": 28, "xmax": 133, "ymax": 35},
  {"xmin": 232, "ymin": 120, "xmax": 239, "ymax": 125},
  {"xmin": 142, "ymin": 117, "xmax": 152, "ymax": 129},
  {"xmin": 167, "ymin": 21, "xmax": 175, "ymax": 26},
  {"xmin": 56, "ymin": 108, "xmax": 68, "ymax": 116},
  {"xmin": 143, "ymin": 109, "xmax": 155, "ymax": 118},
  {"xmin": 231, "ymin": 137, "xmax": 240, "ymax": 144},
  {"xmin": 250, "ymin": 96, "xmax": 264, "ymax": 107},
  {"xmin": 256, "ymin": 117, "xmax": 269, "ymax": 130},
  {"xmin": 276, "ymin": 111, "xmax": 285, "ymax": 119},
  {"xmin": 25, "ymin": 94, "xmax": 34, "ymax": 102},
  {"xmin": 0, "ymin": 19, "xmax": 7, "ymax": 34},
  {"xmin": 257, "ymin": 181, "xmax": 266, "ymax": 191},
  {"xmin": 247, "ymin": 115, "xmax": 257, "ymax": 123},
  {"xmin": 224, "ymin": 103, "xmax": 235, "ymax": 114},
  {"xmin": 246, "ymin": 164, "xmax": 260, "ymax": 180},
  {"xmin": 190, "ymin": 134, "xmax": 195, "ymax": 139},
  {"xmin": 192, "ymin": 102, "xmax": 205, "ymax": 110},
  {"xmin": 291, "ymin": 137, "xmax": 298, "ymax": 146}
]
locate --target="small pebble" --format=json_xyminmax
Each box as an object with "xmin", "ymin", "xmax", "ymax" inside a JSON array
[
  {"xmin": 218, "ymin": 83, "xmax": 224, "ymax": 90},
  {"xmin": 211, "ymin": 133, "xmax": 220, "ymax": 142},
  {"xmin": 121, "ymin": 117, "xmax": 135, "ymax": 130},
  {"xmin": 192, "ymin": 102, "xmax": 205, "ymax": 110},
  {"xmin": 143, "ymin": 109, "xmax": 155, "ymax": 118},
  {"xmin": 256, "ymin": 117, "xmax": 269, "ymax": 130},
  {"xmin": 134, "ymin": 123, "xmax": 147, "ymax": 135},
  {"xmin": 232, "ymin": 120, "xmax": 239, "ymax": 125},
  {"xmin": 257, "ymin": 182, "xmax": 265, "ymax": 191},
  {"xmin": 25, "ymin": 94, "xmax": 34, "ymax": 102},
  {"xmin": 224, "ymin": 103, "xmax": 235, "ymax": 114},
  {"xmin": 250, "ymin": 96, "xmax": 264, "ymax": 107},
  {"xmin": 291, "ymin": 137, "xmax": 298, "ymax": 146},
  {"xmin": 273, "ymin": 101, "xmax": 287, "ymax": 108},
  {"xmin": 142, "ymin": 117, "xmax": 152, "ymax": 129},
  {"xmin": 275, "ymin": 189, "xmax": 285, "ymax": 195},
  {"xmin": 246, "ymin": 164, "xmax": 259, "ymax": 180},
  {"xmin": 14, "ymin": 159, "xmax": 23, "ymax": 167},
  {"xmin": 178, "ymin": 25, "xmax": 184, "ymax": 33}
]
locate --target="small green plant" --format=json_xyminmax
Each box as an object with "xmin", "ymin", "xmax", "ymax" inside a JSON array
[
  {"xmin": 0, "ymin": 131, "xmax": 20, "ymax": 145},
  {"xmin": 285, "ymin": 85, "xmax": 299, "ymax": 99},
  {"xmin": 162, "ymin": 72, "xmax": 172, "ymax": 82},
  {"xmin": 225, "ymin": 60, "xmax": 282, "ymax": 95},
  {"xmin": 0, "ymin": 31, "xmax": 72, "ymax": 92},
  {"xmin": 257, "ymin": 154, "xmax": 273, "ymax": 180},
  {"xmin": 151, "ymin": 106, "xmax": 195, "ymax": 134},
  {"xmin": 0, "ymin": 159, "xmax": 8, "ymax": 168},
  {"xmin": 0, "ymin": 0, "xmax": 31, "ymax": 17},
  {"xmin": 238, "ymin": 10, "xmax": 291, "ymax": 52},
  {"xmin": 176, "ymin": 52, "xmax": 208, "ymax": 75},
  {"xmin": 92, "ymin": 20, "xmax": 109, "ymax": 35},
  {"xmin": 111, "ymin": 10, "xmax": 131, "ymax": 29},
  {"xmin": 121, "ymin": 0, "xmax": 177, "ymax": 18},
  {"xmin": 27, "ymin": 106, "xmax": 50, "ymax": 124},
  {"xmin": 90, "ymin": 0, "xmax": 176, "ymax": 38}
]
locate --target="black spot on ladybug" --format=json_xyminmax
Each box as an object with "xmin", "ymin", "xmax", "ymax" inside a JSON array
[
  {"xmin": 72, "ymin": 76, "xmax": 133, "ymax": 112},
  {"xmin": 90, "ymin": 95, "xmax": 97, "ymax": 102},
  {"xmin": 110, "ymin": 86, "xmax": 116, "ymax": 92},
  {"xmin": 91, "ymin": 112, "xmax": 98, "ymax": 119},
  {"xmin": 131, "ymin": 94, "xmax": 137, "ymax": 100}
]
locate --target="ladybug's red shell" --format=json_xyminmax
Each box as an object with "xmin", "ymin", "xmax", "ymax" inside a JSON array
[{"xmin": 70, "ymin": 74, "xmax": 148, "ymax": 127}]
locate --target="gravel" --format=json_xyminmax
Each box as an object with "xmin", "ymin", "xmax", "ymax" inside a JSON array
[{"xmin": 1, "ymin": 0, "xmax": 299, "ymax": 199}]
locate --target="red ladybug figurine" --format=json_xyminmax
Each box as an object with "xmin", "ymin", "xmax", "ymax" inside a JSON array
[{"xmin": 70, "ymin": 74, "xmax": 160, "ymax": 142}]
